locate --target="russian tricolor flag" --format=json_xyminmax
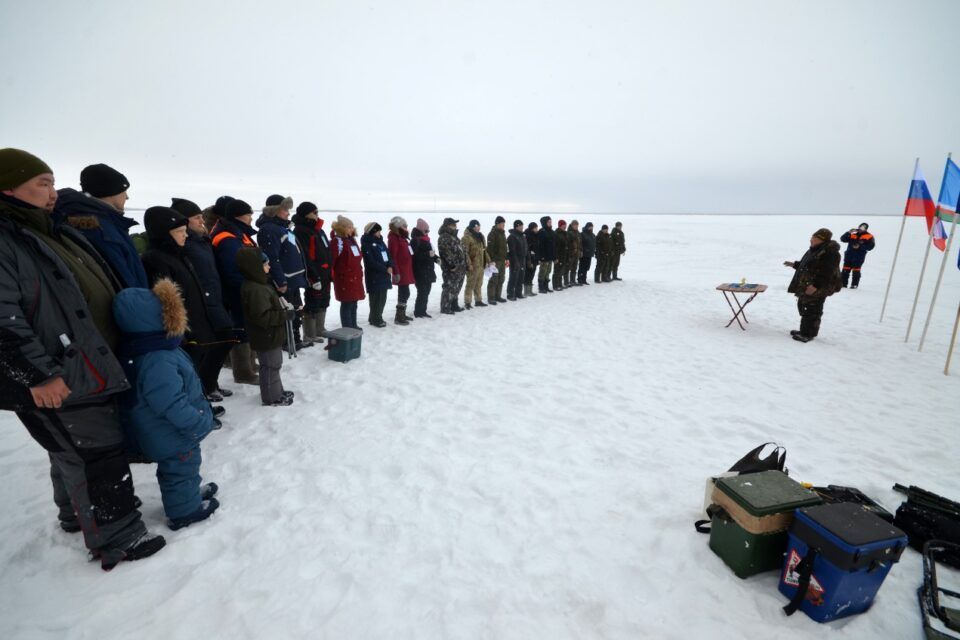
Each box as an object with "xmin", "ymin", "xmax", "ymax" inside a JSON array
[
  {"xmin": 904, "ymin": 164, "xmax": 941, "ymax": 248},
  {"xmin": 932, "ymin": 157, "xmax": 960, "ymax": 253}
]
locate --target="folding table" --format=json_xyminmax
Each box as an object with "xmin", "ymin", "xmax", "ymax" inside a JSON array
[{"xmin": 716, "ymin": 283, "xmax": 768, "ymax": 330}]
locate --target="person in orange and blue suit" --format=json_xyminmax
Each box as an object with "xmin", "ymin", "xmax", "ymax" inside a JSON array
[{"xmin": 839, "ymin": 222, "xmax": 875, "ymax": 289}]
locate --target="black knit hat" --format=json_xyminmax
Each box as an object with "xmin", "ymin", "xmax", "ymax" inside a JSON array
[
  {"xmin": 144, "ymin": 206, "xmax": 187, "ymax": 241},
  {"xmin": 0, "ymin": 148, "xmax": 52, "ymax": 190},
  {"xmin": 170, "ymin": 197, "xmax": 201, "ymax": 217},
  {"xmin": 296, "ymin": 201, "xmax": 318, "ymax": 217},
  {"xmin": 495, "ymin": 215, "xmax": 506, "ymax": 225},
  {"xmin": 469, "ymin": 219, "xmax": 480, "ymax": 229},
  {"xmin": 225, "ymin": 199, "xmax": 253, "ymax": 219},
  {"xmin": 80, "ymin": 163, "xmax": 129, "ymax": 198},
  {"xmin": 601, "ymin": 224, "xmax": 609, "ymax": 231},
  {"xmin": 527, "ymin": 221, "xmax": 538, "ymax": 230},
  {"xmin": 513, "ymin": 219, "xmax": 523, "ymax": 229},
  {"xmin": 212, "ymin": 195, "xmax": 235, "ymax": 219}
]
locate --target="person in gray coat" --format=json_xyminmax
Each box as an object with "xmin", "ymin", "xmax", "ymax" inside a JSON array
[{"xmin": 0, "ymin": 148, "xmax": 165, "ymax": 571}]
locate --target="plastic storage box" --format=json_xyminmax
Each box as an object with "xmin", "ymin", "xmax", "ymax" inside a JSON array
[
  {"xmin": 709, "ymin": 470, "xmax": 821, "ymax": 578},
  {"xmin": 324, "ymin": 328, "xmax": 363, "ymax": 363},
  {"xmin": 779, "ymin": 502, "xmax": 907, "ymax": 622}
]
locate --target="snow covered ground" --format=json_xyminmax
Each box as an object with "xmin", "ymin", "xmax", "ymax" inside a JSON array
[{"xmin": 0, "ymin": 214, "xmax": 957, "ymax": 640}]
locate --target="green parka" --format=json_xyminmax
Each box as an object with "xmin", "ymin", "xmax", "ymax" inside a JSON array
[{"xmin": 238, "ymin": 247, "xmax": 286, "ymax": 351}]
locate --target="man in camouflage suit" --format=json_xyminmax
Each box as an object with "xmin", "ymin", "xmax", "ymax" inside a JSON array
[
  {"xmin": 486, "ymin": 216, "xmax": 508, "ymax": 304},
  {"xmin": 461, "ymin": 219, "xmax": 490, "ymax": 309},
  {"xmin": 553, "ymin": 220, "xmax": 569, "ymax": 291},
  {"xmin": 784, "ymin": 228, "xmax": 841, "ymax": 343},
  {"xmin": 566, "ymin": 220, "xmax": 582, "ymax": 287},
  {"xmin": 438, "ymin": 217, "xmax": 466, "ymax": 314},
  {"xmin": 610, "ymin": 221, "xmax": 626, "ymax": 281},
  {"xmin": 595, "ymin": 224, "xmax": 613, "ymax": 283}
]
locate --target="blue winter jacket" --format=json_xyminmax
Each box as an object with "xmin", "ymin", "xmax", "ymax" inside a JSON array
[
  {"xmin": 361, "ymin": 232, "xmax": 395, "ymax": 293},
  {"xmin": 256, "ymin": 214, "xmax": 308, "ymax": 289},
  {"xmin": 55, "ymin": 188, "xmax": 149, "ymax": 289},
  {"xmin": 113, "ymin": 288, "xmax": 214, "ymax": 460}
]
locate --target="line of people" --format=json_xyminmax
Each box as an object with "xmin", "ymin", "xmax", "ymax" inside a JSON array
[{"xmin": 0, "ymin": 147, "xmax": 630, "ymax": 571}]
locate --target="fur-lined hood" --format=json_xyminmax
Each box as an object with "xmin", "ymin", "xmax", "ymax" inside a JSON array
[
  {"xmin": 331, "ymin": 214, "xmax": 355, "ymax": 237},
  {"xmin": 54, "ymin": 187, "xmax": 139, "ymax": 231},
  {"xmin": 262, "ymin": 196, "xmax": 294, "ymax": 218},
  {"xmin": 113, "ymin": 278, "xmax": 189, "ymax": 337}
]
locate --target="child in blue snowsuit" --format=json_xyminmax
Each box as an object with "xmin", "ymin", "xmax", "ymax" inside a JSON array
[{"xmin": 113, "ymin": 279, "xmax": 220, "ymax": 530}]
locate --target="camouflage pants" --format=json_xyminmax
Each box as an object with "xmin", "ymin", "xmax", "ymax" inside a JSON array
[
  {"xmin": 465, "ymin": 267, "xmax": 484, "ymax": 304},
  {"xmin": 441, "ymin": 270, "xmax": 465, "ymax": 312},
  {"xmin": 487, "ymin": 260, "xmax": 506, "ymax": 301},
  {"xmin": 797, "ymin": 295, "xmax": 825, "ymax": 337},
  {"xmin": 567, "ymin": 258, "xmax": 579, "ymax": 284},
  {"xmin": 538, "ymin": 260, "xmax": 553, "ymax": 284},
  {"xmin": 552, "ymin": 258, "xmax": 566, "ymax": 289}
]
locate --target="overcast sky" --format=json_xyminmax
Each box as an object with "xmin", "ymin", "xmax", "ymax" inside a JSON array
[{"xmin": 2, "ymin": 0, "xmax": 958, "ymax": 214}]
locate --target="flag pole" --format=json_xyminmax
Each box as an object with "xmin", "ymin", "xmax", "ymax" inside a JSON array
[
  {"xmin": 906, "ymin": 152, "xmax": 951, "ymax": 342},
  {"xmin": 905, "ymin": 223, "xmax": 936, "ymax": 342},
  {"xmin": 880, "ymin": 157, "xmax": 918, "ymax": 323},
  {"xmin": 918, "ymin": 208, "xmax": 958, "ymax": 351},
  {"xmin": 945, "ymin": 297, "xmax": 960, "ymax": 375}
]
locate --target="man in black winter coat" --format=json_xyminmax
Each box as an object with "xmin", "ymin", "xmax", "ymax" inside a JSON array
[
  {"xmin": 176, "ymin": 197, "xmax": 237, "ymax": 400},
  {"xmin": 784, "ymin": 228, "xmax": 842, "ymax": 343},
  {"xmin": 291, "ymin": 202, "xmax": 332, "ymax": 342},
  {"xmin": 142, "ymin": 206, "xmax": 236, "ymax": 400},
  {"xmin": 579, "ymin": 222, "xmax": 596, "ymax": 285},
  {"xmin": 537, "ymin": 215, "xmax": 558, "ymax": 292},
  {"xmin": 0, "ymin": 148, "xmax": 165, "ymax": 570},
  {"xmin": 523, "ymin": 222, "xmax": 540, "ymax": 297},
  {"xmin": 507, "ymin": 220, "xmax": 528, "ymax": 300}
]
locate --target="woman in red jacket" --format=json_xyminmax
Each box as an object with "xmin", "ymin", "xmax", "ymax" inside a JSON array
[
  {"xmin": 388, "ymin": 216, "xmax": 416, "ymax": 326},
  {"xmin": 329, "ymin": 215, "xmax": 364, "ymax": 329}
]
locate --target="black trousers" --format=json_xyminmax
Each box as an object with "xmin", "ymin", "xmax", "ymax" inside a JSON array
[
  {"xmin": 523, "ymin": 261, "xmax": 537, "ymax": 285},
  {"xmin": 797, "ymin": 296, "xmax": 825, "ymax": 337},
  {"xmin": 184, "ymin": 341, "xmax": 235, "ymax": 395},
  {"xmin": 17, "ymin": 400, "xmax": 147, "ymax": 557},
  {"xmin": 398, "ymin": 284, "xmax": 411, "ymax": 305},
  {"xmin": 507, "ymin": 263, "xmax": 525, "ymax": 297},
  {"xmin": 578, "ymin": 255, "xmax": 593, "ymax": 283},
  {"xmin": 414, "ymin": 281, "xmax": 432, "ymax": 315}
]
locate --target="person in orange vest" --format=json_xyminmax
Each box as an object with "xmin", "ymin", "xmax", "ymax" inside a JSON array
[
  {"xmin": 839, "ymin": 222, "xmax": 875, "ymax": 289},
  {"xmin": 210, "ymin": 199, "xmax": 259, "ymax": 384}
]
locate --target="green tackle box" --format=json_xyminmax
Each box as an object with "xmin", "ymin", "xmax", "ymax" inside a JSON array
[
  {"xmin": 709, "ymin": 470, "xmax": 821, "ymax": 578},
  {"xmin": 324, "ymin": 327, "xmax": 363, "ymax": 363}
]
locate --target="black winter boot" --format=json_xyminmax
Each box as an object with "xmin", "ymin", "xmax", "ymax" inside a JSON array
[{"xmin": 394, "ymin": 305, "xmax": 409, "ymax": 326}]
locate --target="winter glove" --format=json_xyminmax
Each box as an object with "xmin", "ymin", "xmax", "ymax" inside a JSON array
[
  {"xmin": 311, "ymin": 281, "xmax": 324, "ymax": 290},
  {"xmin": 279, "ymin": 297, "xmax": 295, "ymax": 311},
  {"xmin": 392, "ymin": 273, "xmax": 400, "ymax": 284},
  {"xmin": 284, "ymin": 309, "xmax": 297, "ymax": 321}
]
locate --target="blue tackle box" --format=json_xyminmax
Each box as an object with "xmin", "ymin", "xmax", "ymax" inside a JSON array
[{"xmin": 780, "ymin": 502, "xmax": 907, "ymax": 622}]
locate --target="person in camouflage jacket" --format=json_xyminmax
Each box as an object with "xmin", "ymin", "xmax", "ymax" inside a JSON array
[
  {"xmin": 784, "ymin": 228, "xmax": 841, "ymax": 343},
  {"xmin": 566, "ymin": 220, "xmax": 583, "ymax": 287},
  {"xmin": 461, "ymin": 220, "xmax": 491, "ymax": 308},
  {"xmin": 437, "ymin": 218, "xmax": 467, "ymax": 314},
  {"xmin": 486, "ymin": 216, "xmax": 508, "ymax": 304}
]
